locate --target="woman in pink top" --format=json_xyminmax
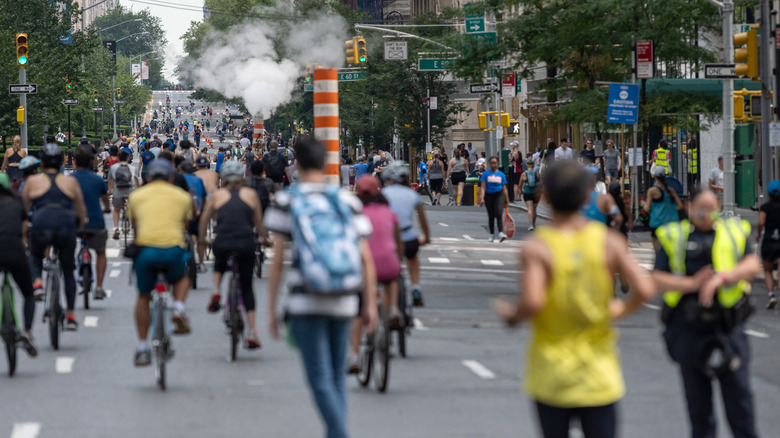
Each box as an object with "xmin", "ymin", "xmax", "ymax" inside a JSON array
[{"xmin": 349, "ymin": 175, "xmax": 403, "ymax": 373}]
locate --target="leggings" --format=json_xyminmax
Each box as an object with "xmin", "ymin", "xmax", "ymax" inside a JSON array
[
  {"xmin": 484, "ymin": 191, "xmax": 505, "ymax": 234},
  {"xmin": 213, "ymin": 244, "xmax": 256, "ymax": 312},
  {"xmin": 535, "ymin": 401, "xmax": 616, "ymax": 438},
  {"xmin": 0, "ymin": 242, "xmax": 35, "ymax": 331},
  {"xmin": 29, "ymin": 227, "xmax": 77, "ymax": 311}
]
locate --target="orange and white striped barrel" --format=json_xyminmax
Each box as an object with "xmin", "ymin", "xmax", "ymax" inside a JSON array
[
  {"xmin": 313, "ymin": 68, "xmax": 339, "ymax": 184},
  {"xmin": 253, "ymin": 118, "xmax": 264, "ymax": 145}
]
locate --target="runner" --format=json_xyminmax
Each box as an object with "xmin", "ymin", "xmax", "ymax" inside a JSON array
[
  {"xmin": 643, "ymin": 166, "xmax": 683, "ymax": 250},
  {"xmin": 427, "ymin": 151, "xmax": 445, "ymax": 205},
  {"xmin": 520, "ymin": 160, "xmax": 541, "ymax": 231},
  {"xmin": 448, "ymin": 149, "xmax": 468, "ymax": 206},
  {"xmin": 758, "ymin": 180, "xmax": 780, "ymax": 309},
  {"xmin": 580, "ymin": 167, "xmax": 623, "ymax": 230},
  {"xmin": 494, "ymin": 160, "xmax": 654, "ymax": 438},
  {"xmin": 478, "ymin": 156, "xmax": 509, "ymax": 242}
]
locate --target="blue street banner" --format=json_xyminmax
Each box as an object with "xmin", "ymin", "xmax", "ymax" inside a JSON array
[{"xmin": 607, "ymin": 83, "xmax": 639, "ymax": 125}]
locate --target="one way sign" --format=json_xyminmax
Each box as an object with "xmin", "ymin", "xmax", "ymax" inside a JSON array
[{"xmin": 9, "ymin": 84, "xmax": 37, "ymax": 94}]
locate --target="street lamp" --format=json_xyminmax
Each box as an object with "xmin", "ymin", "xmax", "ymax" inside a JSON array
[
  {"xmin": 98, "ymin": 18, "xmax": 143, "ymax": 33},
  {"xmin": 116, "ymin": 31, "xmax": 149, "ymax": 43}
]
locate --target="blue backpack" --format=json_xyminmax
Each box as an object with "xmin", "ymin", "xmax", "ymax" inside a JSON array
[{"xmin": 288, "ymin": 184, "xmax": 364, "ymax": 295}]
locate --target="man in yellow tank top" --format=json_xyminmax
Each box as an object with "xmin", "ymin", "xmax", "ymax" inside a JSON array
[{"xmin": 494, "ymin": 161, "xmax": 655, "ymax": 438}]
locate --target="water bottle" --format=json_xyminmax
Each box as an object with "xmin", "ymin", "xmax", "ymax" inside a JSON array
[
  {"xmin": 149, "ymin": 303, "xmax": 159, "ymax": 341},
  {"xmin": 163, "ymin": 305, "xmax": 173, "ymax": 337}
]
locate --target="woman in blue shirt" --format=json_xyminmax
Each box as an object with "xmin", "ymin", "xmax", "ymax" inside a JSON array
[{"xmin": 478, "ymin": 157, "xmax": 510, "ymax": 242}]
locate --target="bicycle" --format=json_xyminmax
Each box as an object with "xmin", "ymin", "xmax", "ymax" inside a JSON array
[
  {"xmin": 225, "ymin": 255, "xmax": 244, "ymax": 362},
  {"xmin": 186, "ymin": 236, "xmax": 198, "ymax": 290},
  {"xmin": 1, "ymin": 271, "xmax": 19, "ymax": 376},
  {"xmin": 42, "ymin": 247, "xmax": 64, "ymax": 350},
  {"xmin": 149, "ymin": 264, "xmax": 174, "ymax": 391},
  {"xmin": 356, "ymin": 302, "xmax": 390, "ymax": 393},
  {"xmin": 77, "ymin": 232, "xmax": 93, "ymax": 310},
  {"xmin": 204, "ymin": 219, "xmax": 214, "ymax": 261},
  {"xmin": 394, "ymin": 273, "xmax": 414, "ymax": 359},
  {"xmin": 254, "ymin": 239, "xmax": 265, "ymax": 279},
  {"xmin": 120, "ymin": 197, "xmax": 131, "ymax": 248}
]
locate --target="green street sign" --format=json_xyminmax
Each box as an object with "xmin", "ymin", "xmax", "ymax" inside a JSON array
[
  {"xmin": 465, "ymin": 17, "xmax": 485, "ymax": 34},
  {"xmin": 338, "ymin": 72, "xmax": 366, "ymax": 81},
  {"xmin": 418, "ymin": 58, "xmax": 457, "ymax": 71},
  {"xmin": 304, "ymin": 83, "xmax": 314, "ymax": 92},
  {"xmin": 463, "ymin": 31, "xmax": 498, "ymax": 59},
  {"xmin": 472, "ymin": 31, "xmax": 497, "ymax": 43}
]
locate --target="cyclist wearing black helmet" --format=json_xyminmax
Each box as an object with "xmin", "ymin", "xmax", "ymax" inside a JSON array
[{"xmin": 22, "ymin": 142, "xmax": 88, "ymax": 331}]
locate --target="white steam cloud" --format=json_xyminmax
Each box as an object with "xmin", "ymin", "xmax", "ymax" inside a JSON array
[{"xmin": 191, "ymin": 14, "xmax": 348, "ymax": 119}]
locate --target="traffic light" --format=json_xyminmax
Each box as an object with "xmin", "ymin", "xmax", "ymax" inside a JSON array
[
  {"xmin": 508, "ymin": 122, "xmax": 520, "ymax": 135},
  {"xmin": 733, "ymin": 88, "xmax": 768, "ymax": 122},
  {"xmin": 345, "ymin": 37, "xmax": 358, "ymax": 64},
  {"xmin": 478, "ymin": 113, "xmax": 487, "ymax": 130},
  {"xmin": 356, "ymin": 36, "xmax": 367, "ymax": 63},
  {"xmin": 92, "ymin": 90, "xmax": 99, "ymax": 104},
  {"xmin": 499, "ymin": 112, "xmax": 510, "ymax": 128},
  {"xmin": 16, "ymin": 106, "xmax": 24, "ymax": 124},
  {"xmin": 66, "ymin": 75, "xmax": 72, "ymax": 93},
  {"xmin": 734, "ymin": 26, "xmax": 758, "ymax": 79},
  {"xmin": 116, "ymin": 87, "xmax": 121, "ymax": 99},
  {"xmin": 304, "ymin": 64, "xmax": 314, "ymax": 83},
  {"xmin": 16, "ymin": 33, "xmax": 28, "ymax": 68}
]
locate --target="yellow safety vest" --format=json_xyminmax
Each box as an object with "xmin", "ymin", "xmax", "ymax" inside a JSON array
[
  {"xmin": 655, "ymin": 148, "xmax": 669, "ymax": 175},
  {"xmin": 656, "ymin": 218, "xmax": 750, "ymax": 308},
  {"xmin": 688, "ymin": 148, "xmax": 698, "ymax": 174}
]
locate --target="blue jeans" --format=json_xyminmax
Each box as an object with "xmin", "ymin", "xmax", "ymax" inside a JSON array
[{"xmin": 289, "ymin": 315, "xmax": 351, "ymax": 438}]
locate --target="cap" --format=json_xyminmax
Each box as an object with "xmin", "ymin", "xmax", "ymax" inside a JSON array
[
  {"xmin": 652, "ymin": 166, "xmax": 666, "ymax": 177},
  {"xmin": 148, "ymin": 159, "xmax": 173, "ymax": 179},
  {"xmin": 769, "ymin": 180, "xmax": 780, "ymax": 195},
  {"xmin": 476, "ymin": 158, "xmax": 486, "ymax": 166},
  {"xmin": 45, "ymin": 134, "xmax": 56, "ymax": 144},
  {"xmin": 19, "ymin": 156, "xmax": 40, "ymax": 170},
  {"xmin": 195, "ymin": 156, "xmax": 209, "ymax": 167},
  {"xmin": 179, "ymin": 161, "xmax": 195, "ymax": 174},
  {"xmin": 356, "ymin": 175, "xmax": 381, "ymax": 198}
]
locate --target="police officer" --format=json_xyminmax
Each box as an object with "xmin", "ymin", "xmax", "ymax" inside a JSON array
[
  {"xmin": 687, "ymin": 133, "xmax": 699, "ymax": 193},
  {"xmin": 652, "ymin": 139, "xmax": 670, "ymax": 176},
  {"xmin": 652, "ymin": 189, "xmax": 761, "ymax": 438}
]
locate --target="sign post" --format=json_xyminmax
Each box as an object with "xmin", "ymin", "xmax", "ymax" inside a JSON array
[
  {"xmin": 636, "ymin": 40, "xmax": 654, "ymax": 79},
  {"xmin": 501, "ymin": 72, "xmax": 516, "ymax": 98},
  {"xmin": 607, "ymin": 83, "xmax": 639, "ymax": 125}
]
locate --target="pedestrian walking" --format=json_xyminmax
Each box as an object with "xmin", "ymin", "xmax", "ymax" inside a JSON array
[
  {"xmin": 448, "ymin": 149, "xmax": 468, "ymax": 205},
  {"xmin": 708, "ymin": 156, "xmax": 724, "ymax": 202},
  {"xmin": 652, "ymin": 189, "xmax": 761, "ymax": 438},
  {"xmin": 427, "ymin": 151, "xmax": 445, "ymax": 205},
  {"xmin": 265, "ymin": 138, "xmax": 378, "ymax": 438},
  {"xmin": 415, "ymin": 155, "xmax": 433, "ymax": 202},
  {"xmin": 757, "ymin": 180, "xmax": 780, "ymax": 309},
  {"xmin": 478, "ymin": 156, "xmax": 509, "ymax": 242},
  {"xmin": 603, "ymin": 140, "xmax": 621, "ymax": 184},
  {"xmin": 644, "ymin": 166, "xmax": 683, "ymax": 250},
  {"xmin": 511, "ymin": 150, "xmax": 524, "ymax": 202},
  {"xmin": 494, "ymin": 160, "xmax": 655, "ymax": 438},
  {"xmin": 520, "ymin": 160, "xmax": 541, "ymax": 231},
  {"xmin": 554, "ymin": 138, "xmax": 574, "ymax": 161}
]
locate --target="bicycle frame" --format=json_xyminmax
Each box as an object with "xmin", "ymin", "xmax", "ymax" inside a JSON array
[
  {"xmin": 1, "ymin": 272, "xmax": 19, "ymax": 377},
  {"xmin": 151, "ymin": 272, "xmax": 172, "ymax": 391}
]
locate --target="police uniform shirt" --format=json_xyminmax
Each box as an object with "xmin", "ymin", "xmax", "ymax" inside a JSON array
[{"xmin": 655, "ymin": 228, "xmax": 754, "ymax": 276}]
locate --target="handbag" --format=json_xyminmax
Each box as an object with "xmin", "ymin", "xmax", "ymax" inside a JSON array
[
  {"xmin": 123, "ymin": 242, "xmax": 145, "ymax": 260},
  {"xmin": 503, "ymin": 207, "xmax": 516, "ymax": 239}
]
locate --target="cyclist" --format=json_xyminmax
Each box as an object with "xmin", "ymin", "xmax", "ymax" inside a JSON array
[
  {"xmin": 139, "ymin": 143, "xmax": 155, "ymax": 182},
  {"xmin": 0, "ymin": 172, "xmax": 37, "ymax": 356},
  {"xmin": 200, "ymin": 161, "xmax": 265, "ymax": 349},
  {"xmin": 108, "ymin": 150, "xmax": 139, "ymax": 240},
  {"xmin": 71, "ymin": 146, "xmax": 111, "ymax": 300},
  {"xmin": 17, "ymin": 156, "xmax": 40, "ymax": 196},
  {"xmin": 758, "ymin": 180, "xmax": 780, "ymax": 309},
  {"xmin": 176, "ymin": 158, "xmax": 207, "ymax": 271},
  {"xmin": 194, "ymin": 156, "xmax": 219, "ymax": 195},
  {"xmin": 22, "ymin": 143, "xmax": 88, "ymax": 331},
  {"xmin": 128, "ymin": 159, "xmax": 194, "ymax": 366},
  {"xmin": 382, "ymin": 161, "xmax": 430, "ymax": 307}
]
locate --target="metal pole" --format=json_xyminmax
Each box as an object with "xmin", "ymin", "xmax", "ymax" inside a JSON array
[
  {"xmin": 19, "ymin": 69, "xmax": 27, "ymax": 151},
  {"xmin": 426, "ymin": 85, "xmax": 431, "ymax": 145},
  {"xmin": 631, "ymin": 43, "xmax": 639, "ymax": 218},
  {"xmin": 100, "ymin": 110, "xmax": 104, "ymax": 145},
  {"xmin": 67, "ymin": 105, "xmax": 72, "ymax": 166},
  {"xmin": 112, "ymin": 75, "xmax": 117, "ymax": 139},
  {"xmin": 761, "ymin": 0, "xmax": 773, "ymax": 203},
  {"xmin": 723, "ymin": 0, "xmax": 737, "ymax": 216},
  {"xmin": 94, "ymin": 111, "xmax": 98, "ymax": 141}
]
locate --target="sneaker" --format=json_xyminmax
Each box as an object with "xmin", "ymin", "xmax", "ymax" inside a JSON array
[
  {"xmin": 389, "ymin": 307, "xmax": 402, "ymax": 329},
  {"xmin": 33, "ymin": 280, "xmax": 44, "ymax": 302},
  {"xmin": 412, "ymin": 288, "xmax": 424, "ymax": 307},
  {"xmin": 112, "ymin": 228, "xmax": 120, "ymax": 240},
  {"xmin": 348, "ymin": 353, "xmax": 359, "ymax": 374},
  {"xmin": 528, "ymin": 225, "xmax": 535, "ymax": 232},
  {"xmin": 245, "ymin": 330, "xmax": 261, "ymax": 350},
  {"xmin": 207, "ymin": 293, "xmax": 221, "ymax": 313},
  {"xmin": 65, "ymin": 315, "xmax": 78, "ymax": 331},
  {"xmin": 498, "ymin": 232, "xmax": 508, "ymax": 242},
  {"xmin": 172, "ymin": 310, "xmax": 191, "ymax": 335},
  {"xmin": 94, "ymin": 287, "xmax": 107, "ymax": 300},
  {"xmin": 767, "ymin": 295, "xmax": 778, "ymax": 310},
  {"xmin": 19, "ymin": 332, "xmax": 37, "ymax": 358},
  {"xmin": 197, "ymin": 264, "xmax": 208, "ymax": 273},
  {"xmin": 134, "ymin": 349, "xmax": 151, "ymax": 367},
  {"xmin": 488, "ymin": 235, "xmax": 495, "ymax": 243}
]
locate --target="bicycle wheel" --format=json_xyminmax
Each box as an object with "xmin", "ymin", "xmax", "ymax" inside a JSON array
[
  {"xmin": 47, "ymin": 273, "xmax": 61, "ymax": 350},
  {"xmin": 3, "ymin": 293, "xmax": 17, "ymax": 377},
  {"xmin": 229, "ymin": 291, "xmax": 239, "ymax": 362},
  {"xmin": 188, "ymin": 251, "xmax": 197, "ymax": 289},
  {"xmin": 356, "ymin": 333, "xmax": 373, "ymax": 387},
  {"xmin": 81, "ymin": 266, "xmax": 91, "ymax": 310},
  {"xmin": 255, "ymin": 247, "xmax": 263, "ymax": 279},
  {"xmin": 397, "ymin": 280, "xmax": 407, "ymax": 359},
  {"xmin": 155, "ymin": 301, "xmax": 166, "ymax": 391},
  {"xmin": 373, "ymin": 306, "xmax": 390, "ymax": 392}
]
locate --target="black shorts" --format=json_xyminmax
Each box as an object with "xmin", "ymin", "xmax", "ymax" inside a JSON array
[
  {"xmin": 404, "ymin": 238, "xmax": 420, "ymax": 260},
  {"xmin": 188, "ymin": 217, "xmax": 199, "ymax": 236},
  {"xmin": 513, "ymin": 172, "xmax": 522, "ymax": 186},
  {"xmin": 451, "ymin": 171, "xmax": 467, "ymax": 185},
  {"xmin": 522, "ymin": 192, "xmax": 538, "ymax": 203},
  {"xmin": 430, "ymin": 178, "xmax": 443, "ymax": 192},
  {"xmin": 762, "ymin": 240, "xmax": 780, "ymax": 263}
]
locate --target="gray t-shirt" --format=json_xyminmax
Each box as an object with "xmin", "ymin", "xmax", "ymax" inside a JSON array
[
  {"xmin": 383, "ymin": 184, "xmax": 422, "ymax": 242},
  {"xmin": 709, "ymin": 167, "xmax": 724, "ymax": 189},
  {"xmin": 603, "ymin": 149, "xmax": 620, "ymax": 170},
  {"xmin": 108, "ymin": 162, "xmax": 138, "ymax": 193}
]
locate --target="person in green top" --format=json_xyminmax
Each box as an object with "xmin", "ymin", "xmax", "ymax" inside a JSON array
[{"xmin": 494, "ymin": 160, "xmax": 654, "ymax": 438}]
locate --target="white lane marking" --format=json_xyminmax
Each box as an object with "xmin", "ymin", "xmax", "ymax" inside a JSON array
[
  {"xmin": 421, "ymin": 266, "xmax": 519, "ymax": 275},
  {"xmin": 569, "ymin": 427, "xmax": 584, "ymax": 438},
  {"xmin": 462, "ymin": 360, "xmax": 496, "ymax": 379},
  {"xmin": 438, "ymin": 237, "xmax": 460, "ymax": 242},
  {"xmin": 106, "ymin": 248, "xmax": 120, "ymax": 258},
  {"xmin": 109, "ymin": 269, "xmax": 121, "ymax": 278},
  {"xmin": 56, "ymin": 357, "xmax": 75, "ymax": 374},
  {"xmin": 642, "ymin": 303, "xmax": 661, "ymax": 310},
  {"xmin": 11, "ymin": 423, "xmax": 41, "ymax": 438},
  {"xmin": 428, "ymin": 257, "xmax": 450, "ymax": 264},
  {"xmin": 112, "ymin": 262, "xmax": 121, "ymax": 267},
  {"xmin": 84, "ymin": 316, "xmax": 99, "ymax": 327},
  {"xmin": 105, "ymin": 289, "xmax": 112, "ymax": 298},
  {"xmin": 413, "ymin": 318, "xmax": 428, "ymax": 331},
  {"xmin": 438, "ymin": 222, "xmax": 449, "ymax": 227},
  {"xmin": 744, "ymin": 329, "xmax": 770, "ymax": 339},
  {"xmin": 481, "ymin": 260, "xmax": 504, "ymax": 266},
  {"xmin": 463, "ymin": 234, "xmax": 474, "ymax": 240}
]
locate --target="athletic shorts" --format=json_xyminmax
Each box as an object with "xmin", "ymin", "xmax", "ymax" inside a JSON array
[
  {"xmin": 523, "ymin": 192, "xmax": 538, "ymax": 203},
  {"xmin": 404, "ymin": 238, "xmax": 420, "ymax": 260},
  {"xmin": 83, "ymin": 229, "xmax": 108, "ymax": 252},
  {"xmin": 451, "ymin": 171, "xmax": 467, "ymax": 185},
  {"xmin": 134, "ymin": 246, "xmax": 189, "ymax": 294},
  {"xmin": 762, "ymin": 240, "xmax": 780, "ymax": 263},
  {"xmin": 430, "ymin": 178, "xmax": 443, "ymax": 193},
  {"xmin": 606, "ymin": 168, "xmax": 619, "ymax": 178},
  {"xmin": 112, "ymin": 191, "xmax": 130, "ymax": 209},
  {"xmin": 513, "ymin": 173, "xmax": 523, "ymax": 186}
]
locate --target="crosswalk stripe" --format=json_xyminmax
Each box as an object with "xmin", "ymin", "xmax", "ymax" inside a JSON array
[
  {"xmin": 109, "ymin": 270, "xmax": 121, "ymax": 278},
  {"xmin": 11, "ymin": 423, "xmax": 41, "ymax": 438},
  {"xmin": 106, "ymin": 248, "xmax": 120, "ymax": 258},
  {"xmin": 463, "ymin": 235, "xmax": 474, "ymax": 240},
  {"xmin": 56, "ymin": 357, "xmax": 75, "ymax": 374},
  {"xmin": 438, "ymin": 222, "xmax": 449, "ymax": 227},
  {"xmin": 84, "ymin": 316, "xmax": 99, "ymax": 327},
  {"xmin": 462, "ymin": 360, "xmax": 496, "ymax": 379},
  {"xmin": 438, "ymin": 237, "xmax": 459, "ymax": 242},
  {"xmin": 428, "ymin": 257, "xmax": 450, "ymax": 264},
  {"xmin": 480, "ymin": 260, "xmax": 504, "ymax": 266}
]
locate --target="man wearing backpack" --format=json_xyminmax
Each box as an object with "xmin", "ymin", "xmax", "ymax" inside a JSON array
[
  {"xmin": 265, "ymin": 138, "xmax": 378, "ymax": 438},
  {"xmin": 108, "ymin": 150, "xmax": 139, "ymax": 240},
  {"xmin": 262, "ymin": 140, "xmax": 291, "ymax": 192}
]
